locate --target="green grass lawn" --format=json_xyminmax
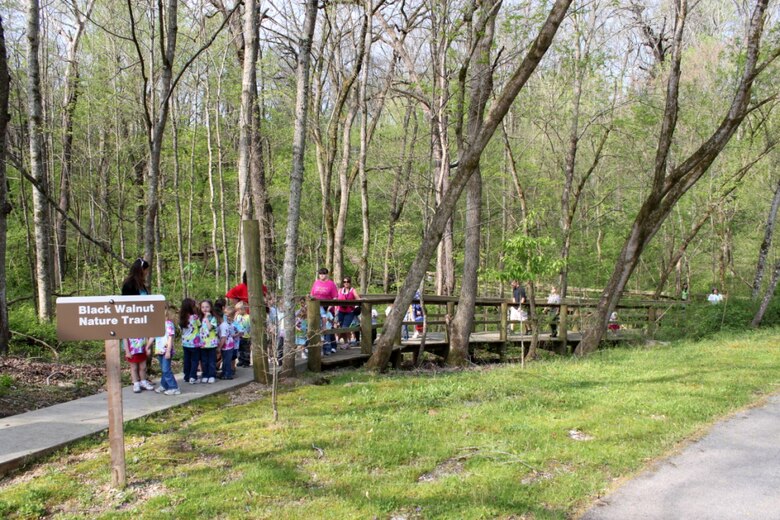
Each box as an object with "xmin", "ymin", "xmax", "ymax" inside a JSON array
[{"xmin": 1, "ymin": 330, "xmax": 779, "ymax": 519}]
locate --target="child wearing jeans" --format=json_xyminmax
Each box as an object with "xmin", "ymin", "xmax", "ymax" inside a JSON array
[
  {"xmin": 180, "ymin": 298, "xmax": 203, "ymax": 384},
  {"xmin": 219, "ymin": 306, "xmax": 237, "ymax": 380},
  {"xmin": 295, "ymin": 302, "xmax": 308, "ymax": 359},
  {"xmin": 234, "ymin": 302, "xmax": 251, "ymax": 367},
  {"xmin": 321, "ymin": 305, "xmax": 337, "ymax": 356},
  {"xmin": 199, "ymin": 300, "xmax": 219, "ymax": 384},
  {"xmin": 150, "ymin": 306, "xmax": 180, "ymax": 395}
]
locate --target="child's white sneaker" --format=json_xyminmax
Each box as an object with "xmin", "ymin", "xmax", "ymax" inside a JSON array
[
  {"xmin": 154, "ymin": 386, "xmax": 165, "ymax": 394},
  {"xmin": 140, "ymin": 380, "xmax": 155, "ymax": 391},
  {"xmin": 164, "ymin": 388, "xmax": 181, "ymax": 395},
  {"xmin": 133, "ymin": 382, "xmax": 141, "ymax": 393},
  {"xmin": 207, "ymin": 377, "xmax": 215, "ymax": 384}
]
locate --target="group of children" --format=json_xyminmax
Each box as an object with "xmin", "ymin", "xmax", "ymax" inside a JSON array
[
  {"xmin": 124, "ymin": 298, "xmax": 252, "ymax": 395},
  {"xmin": 124, "ymin": 293, "xmax": 385, "ymax": 392}
]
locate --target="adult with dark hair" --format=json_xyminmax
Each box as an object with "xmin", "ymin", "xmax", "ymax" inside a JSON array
[
  {"xmin": 121, "ymin": 258, "xmax": 150, "ymax": 296},
  {"xmin": 310, "ymin": 268, "xmax": 338, "ymax": 301},
  {"xmin": 120, "ymin": 258, "xmax": 153, "ymax": 391},
  {"xmin": 226, "ymin": 271, "xmax": 268, "ymax": 305},
  {"xmin": 511, "ymin": 279, "xmax": 530, "ymax": 334},
  {"xmin": 336, "ymin": 276, "xmax": 359, "ymax": 346}
]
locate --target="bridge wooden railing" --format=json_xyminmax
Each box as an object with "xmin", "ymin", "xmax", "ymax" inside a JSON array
[{"xmin": 302, "ymin": 294, "xmax": 679, "ymax": 371}]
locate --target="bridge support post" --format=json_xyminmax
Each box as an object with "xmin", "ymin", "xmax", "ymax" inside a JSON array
[
  {"xmin": 306, "ymin": 298, "xmax": 322, "ymax": 372},
  {"xmin": 560, "ymin": 303, "xmax": 568, "ymax": 351},
  {"xmin": 445, "ymin": 301, "xmax": 455, "ymax": 358},
  {"xmin": 500, "ymin": 302, "xmax": 508, "ymax": 362},
  {"xmin": 360, "ymin": 302, "xmax": 373, "ymax": 354},
  {"xmin": 573, "ymin": 306, "xmax": 581, "ymax": 332},
  {"xmin": 647, "ymin": 306, "xmax": 657, "ymax": 338}
]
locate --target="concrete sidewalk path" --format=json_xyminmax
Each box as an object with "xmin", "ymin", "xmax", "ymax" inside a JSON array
[
  {"xmin": 581, "ymin": 393, "xmax": 780, "ymax": 520},
  {"xmin": 0, "ymin": 367, "xmax": 256, "ymax": 477}
]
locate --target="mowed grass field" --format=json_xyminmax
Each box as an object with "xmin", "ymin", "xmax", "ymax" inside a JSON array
[{"xmin": 1, "ymin": 331, "xmax": 779, "ymax": 519}]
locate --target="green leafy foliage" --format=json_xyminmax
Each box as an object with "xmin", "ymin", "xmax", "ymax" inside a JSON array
[{"xmin": 490, "ymin": 229, "xmax": 565, "ymax": 284}]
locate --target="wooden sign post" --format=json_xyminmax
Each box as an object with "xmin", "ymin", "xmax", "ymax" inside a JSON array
[
  {"xmin": 56, "ymin": 295, "xmax": 166, "ymax": 489},
  {"xmin": 104, "ymin": 338, "xmax": 125, "ymax": 488}
]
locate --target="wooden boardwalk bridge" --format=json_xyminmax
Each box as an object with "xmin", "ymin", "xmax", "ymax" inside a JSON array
[{"xmin": 301, "ymin": 294, "xmax": 677, "ymax": 371}]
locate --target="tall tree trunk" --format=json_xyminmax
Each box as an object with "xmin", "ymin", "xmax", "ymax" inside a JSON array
[
  {"xmin": 27, "ymin": 0, "xmax": 53, "ymax": 321},
  {"xmin": 367, "ymin": 0, "xmax": 573, "ymax": 371},
  {"xmin": 0, "ymin": 15, "xmax": 11, "ymax": 354},
  {"xmin": 205, "ymin": 69, "xmax": 220, "ymax": 289},
  {"xmin": 170, "ymin": 100, "xmax": 187, "ymax": 293},
  {"xmin": 448, "ymin": 0, "xmax": 498, "ymax": 366},
  {"xmin": 751, "ymin": 173, "xmax": 780, "ymax": 298},
  {"xmin": 357, "ymin": 1, "xmax": 373, "ymax": 292},
  {"xmin": 145, "ymin": 0, "xmax": 177, "ymax": 278},
  {"xmin": 238, "ymin": 0, "xmax": 258, "ymax": 277},
  {"xmin": 281, "ymin": 0, "xmax": 318, "ymax": 377},
  {"xmin": 431, "ymin": 1, "xmax": 454, "ymax": 297},
  {"xmin": 577, "ymin": 0, "xmax": 775, "ymax": 355},
  {"xmin": 215, "ymin": 60, "xmax": 230, "ymax": 291},
  {"xmin": 448, "ymin": 171, "xmax": 482, "ymax": 363},
  {"xmin": 327, "ymin": 9, "xmax": 369, "ymax": 282},
  {"xmin": 383, "ymin": 105, "xmax": 416, "ymax": 292},
  {"xmin": 54, "ymin": 1, "xmax": 93, "ymax": 283},
  {"xmin": 252, "ymin": 47, "xmax": 275, "ymax": 288},
  {"xmin": 332, "ymin": 103, "xmax": 357, "ymax": 284}
]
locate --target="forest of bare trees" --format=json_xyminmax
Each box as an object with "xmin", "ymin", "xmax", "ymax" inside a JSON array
[{"xmin": 0, "ymin": 0, "xmax": 778, "ymax": 360}]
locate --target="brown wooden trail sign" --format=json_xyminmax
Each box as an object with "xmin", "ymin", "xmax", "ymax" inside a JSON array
[
  {"xmin": 56, "ymin": 295, "xmax": 166, "ymax": 341},
  {"xmin": 56, "ymin": 295, "xmax": 167, "ymax": 489}
]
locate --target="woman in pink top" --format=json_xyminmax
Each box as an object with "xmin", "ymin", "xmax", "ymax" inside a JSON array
[
  {"xmin": 310, "ymin": 267, "xmax": 339, "ymax": 302},
  {"xmin": 336, "ymin": 276, "xmax": 360, "ymax": 347}
]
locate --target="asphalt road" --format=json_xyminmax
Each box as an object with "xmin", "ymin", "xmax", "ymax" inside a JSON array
[{"xmin": 581, "ymin": 393, "xmax": 780, "ymax": 520}]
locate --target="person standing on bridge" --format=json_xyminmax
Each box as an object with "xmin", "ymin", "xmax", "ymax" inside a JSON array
[
  {"xmin": 511, "ymin": 280, "xmax": 529, "ymax": 334},
  {"xmin": 336, "ymin": 276, "xmax": 360, "ymax": 347},
  {"xmin": 546, "ymin": 286, "xmax": 561, "ymax": 338},
  {"xmin": 310, "ymin": 268, "xmax": 338, "ymax": 301},
  {"xmin": 707, "ymin": 288, "xmax": 724, "ymax": 304}
]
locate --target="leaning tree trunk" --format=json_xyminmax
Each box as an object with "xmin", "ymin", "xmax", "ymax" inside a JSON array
[
  {"xmin": 281, "ymin": 0, "xmax": 318, "ymax": 377},
  {"xmin": 0, "ymin": 14, "xmax": 12, "ymax": 353},
  {"xmin": 27, "ymin": 0, "xmax": 53, "ymax": 321},
  {"xmin": 752, "ymin": 260, "xmax": 780, "ymax": 326},
  {"xmin": 751, "ymin": 173, "xmax": 780, "ymax": 299},
  {"xmin": 654, "ymin": 157, "xmax": 760, "ymax": 298},
  {"xmin": 577, "ymin": 0, "xmax": 775, "ymax": 355},
  {"xmin": 367, "ymin": 0, "xmax": 573, "ymax": 371}
]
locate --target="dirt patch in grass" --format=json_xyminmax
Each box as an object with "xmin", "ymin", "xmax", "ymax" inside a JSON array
[
  {"xmin": 417, "ymin": 457, "xmax": 467, "ymax": 482},
  {"xmin": 0, "ymin": 357, "xmax": 105, "ymax": 418},
  {"xmin": 228, "ymin": 382, "xmax": 271, "ymax": 406}
]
